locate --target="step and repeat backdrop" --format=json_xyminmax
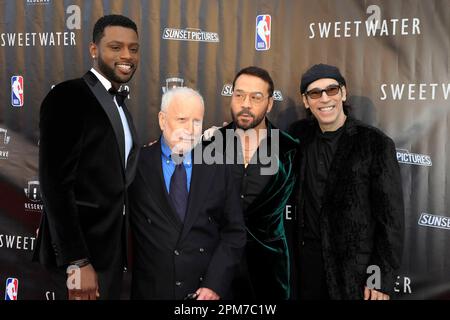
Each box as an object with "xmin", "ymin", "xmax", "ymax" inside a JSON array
[{"xmin": 0, "ymin": 0, "xmax": 449, "ymax": 300}]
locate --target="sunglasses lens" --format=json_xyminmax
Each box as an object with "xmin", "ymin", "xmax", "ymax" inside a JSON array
[
  {"xmin": 325, "ymin": 86, "xmax": 340, "ymax": 96},
  {"xmin": 308, "ymin": 90, "xmax": 322, "ymax": 99},
  {"xmin": 306, "ymin": 85, "xmax": 341, "ymax": 99}
]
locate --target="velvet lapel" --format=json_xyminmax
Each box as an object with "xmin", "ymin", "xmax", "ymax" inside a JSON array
[
  {"xmin": 83, "ymin": 71, "xmax": 125, "ymax": 172},
  {"xmin": 82, "ymin": 71, "xmax": 126, "ymax": 172},
  {"xmin": 140, "ymin": 140, "xmax": 183, "ymax": 231},
  {"xmin": 122, "ymin": 101, "xmax": 140, "ymax": 187}
]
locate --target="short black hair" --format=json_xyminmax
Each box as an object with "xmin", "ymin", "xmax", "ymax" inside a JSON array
[
  {"xmin": 92, "ymin": 14, "xmax": 138, "ymax": 44},
  {"xmin": 232, "ymin": 66, "xmax": 274, "ymax": 97}
]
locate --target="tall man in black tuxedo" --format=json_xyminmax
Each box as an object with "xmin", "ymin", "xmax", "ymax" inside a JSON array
[
  {"xmin": 289, "ymin": 64, "xmax": 404, "ymax": 300},
  {"xmin": 129, "ymin": 87, "xmax": 246, "ymax": 300},
  {"xmin": 33, "ymin": 15, "xmax": 140, "ymax": 300}
]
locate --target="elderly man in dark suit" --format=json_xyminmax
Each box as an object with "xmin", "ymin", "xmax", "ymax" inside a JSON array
[
  {"xmin": 129, "ymin": 87, "xmax": 246, "ymax": 300},
  {"xmin": 33, "ymin": 15, "xmax": 140, "ymax": 300},
  {"xmin": 289, "ymin": 64, "xmax": 404, "ymax": 300}
]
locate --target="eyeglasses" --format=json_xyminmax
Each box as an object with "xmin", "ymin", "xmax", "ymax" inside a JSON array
[
  {"xmin": 232, "ymin": 90, "xmax": 270, "ymax": 104},
  {"xmin": 304, "ymin": 84, "xmax": 341, "ymax": 99}
]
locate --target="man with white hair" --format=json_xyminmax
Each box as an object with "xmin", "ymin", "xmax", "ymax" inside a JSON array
[{"xmin": 129, "ymin": 87, "xmax": 246, "ymax": 300}]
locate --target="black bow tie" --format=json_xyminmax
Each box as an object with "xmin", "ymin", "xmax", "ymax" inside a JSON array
[{"xmin": 108, "ymin": 87, "xmax": 129, "ymax": 107}]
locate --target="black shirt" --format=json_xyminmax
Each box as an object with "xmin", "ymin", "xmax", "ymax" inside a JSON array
[
  {"xmin": 229, "ymin": 129, "xmax": 274, "ymax": 213},
  {"xmin": 303, "ymin": 124, "xmax": 345, "ymax": 240}
]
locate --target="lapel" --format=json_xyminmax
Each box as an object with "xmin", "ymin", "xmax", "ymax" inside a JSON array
[
  {"xmin": 82, "ymin": 71, "xmax": 126, "ymax": 172},
  {"xmin": 140, "ymin": 140, "xmax": 183, "ymax": 232},
  {"xmin": 122, "ymin": 101, "xmax": 140, "ymax": 187},
  {"xmin": 321, "ymin": 117, "xmax": 358, "ymax": 209},
  {"xmin": 179, "ymin": 143, "xmax": 214, "ymax": 243}
]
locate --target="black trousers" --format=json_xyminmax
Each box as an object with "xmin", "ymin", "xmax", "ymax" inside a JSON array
[{"xmin": 298, "ymin": 239, "xmax": 330, "ymax": 300}]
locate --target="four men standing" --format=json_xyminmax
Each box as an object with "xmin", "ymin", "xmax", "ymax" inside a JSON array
[{"xmin": 33, "ymin": 14, "xmax": 404, "ymax": 301}]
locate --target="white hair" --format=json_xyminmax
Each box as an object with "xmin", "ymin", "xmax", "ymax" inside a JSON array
[{"xmin": 160, "ymin": 87, "xmax": 204, "ymax": 112}]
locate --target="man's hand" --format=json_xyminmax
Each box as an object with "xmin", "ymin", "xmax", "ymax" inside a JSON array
[
  {"xmin": 364, "ymin": 286, "xmax": 390, "ymax": 300},
  {"xmin": 67, "ymin": 264, "xmax": 100, "ymax": 300},
  {"xmin": 195, "ymin": 287, "xmax": 220, "ymax": 300},
  {"xmin": 203, "ymin": 122, "xmax": 229, "ymax": 140},
  {"xmin": 144, "ymin": 139, "xmax": 158, "ymax": 147}
]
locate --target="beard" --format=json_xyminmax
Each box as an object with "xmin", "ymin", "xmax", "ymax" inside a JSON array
[
  {"xmin": 169, "ymin": 129, "xmax": 202, "ymax": 156},
  {"xmin": 97, "ymin": 55, "xmax": 136, "ymax": 84},
  {"xmin": 231, "ymin": 106, "xmax": 267, "ymax": 130}
]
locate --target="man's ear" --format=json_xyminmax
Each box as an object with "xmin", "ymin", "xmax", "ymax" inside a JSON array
[
  {"xmin": 158, "ymin": 111, "xmax": 166, "ymax": 132},
  {"xmin": 267, "ymin": 97, "xmax": 274, "ymax": 113},
  {"xmin": 341, "ymin": 86, "xmax": 347, "ymax": 102},
  {"xmin": 89, "ymin": 42, "xmax": 97, "ymax": 60},
  {"xmin": 302, "ymin": 94, "xmax": 309, "ymax": 109}
]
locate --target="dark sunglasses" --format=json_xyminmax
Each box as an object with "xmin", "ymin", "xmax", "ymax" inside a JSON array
[{"xmin": 305, "ymin": 84, "xmax": 341, "ymax": 99}]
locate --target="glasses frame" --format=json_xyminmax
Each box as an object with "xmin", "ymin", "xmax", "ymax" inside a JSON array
[
  {"xmin": 231, "ymin": 90, "xmax": 271, "ymax": 105},
  {"xmin": 304, "ymin": 84, "xmax": 342, "ymax": 100}
]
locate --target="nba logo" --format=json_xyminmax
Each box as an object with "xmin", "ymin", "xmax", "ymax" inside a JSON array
[
  {"xmin": 255, "ymin": 15, "xmax": 271, "ymax": 51},
  {"xmin": 11, "ymin": 76, "xmax": 24, "ymax": 107},
  {"xmin": 5, "ymin": 278, "xmax": 19, "ymax": 300}
]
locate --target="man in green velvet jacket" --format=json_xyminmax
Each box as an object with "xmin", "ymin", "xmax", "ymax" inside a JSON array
[{"xmin": 210, "ymin": 66, "xmax": 298, "ymax": 299}]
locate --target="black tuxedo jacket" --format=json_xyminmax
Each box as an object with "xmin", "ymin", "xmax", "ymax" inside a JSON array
[
  {"xmin": 129, "ymin": 140, "xmax": 246, "ymax": 300},
  {"xmin": 33, "ymin": 71, "xmax": 140, "ymax": 298},
  {"xmin": 289, "ymin": 117, "xmax": 404, "ymax": 299}
]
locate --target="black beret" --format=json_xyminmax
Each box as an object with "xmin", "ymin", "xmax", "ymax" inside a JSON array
[{"xmin": 300, "ymin": 64, "xmax": 346, "ymax": 94}]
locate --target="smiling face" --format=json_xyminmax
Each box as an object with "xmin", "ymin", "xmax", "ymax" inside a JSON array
[
  {"xmin": 90, "ymin": 26, "xmax": 139, "ymax": 89},
  {"xmin": 303, "ymin": 78, "xmax": 347, "ymax": 132},
  {"xmin": 158, "ymin": 93, "xmax": 204, "ymax": 155}
]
